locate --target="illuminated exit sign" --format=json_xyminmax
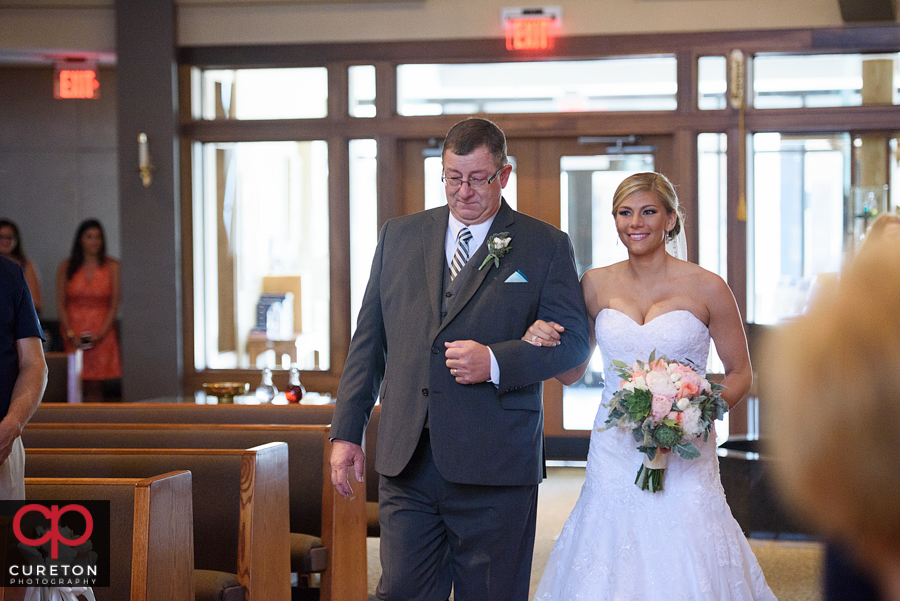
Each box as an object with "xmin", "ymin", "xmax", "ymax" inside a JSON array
[
  {"xmin": 501, "ymin": 6, "xmax": 561, "ymax": 51},
  {"xmin": 54, "ymin": 62, "xmax": 100, "ymax": 99}
]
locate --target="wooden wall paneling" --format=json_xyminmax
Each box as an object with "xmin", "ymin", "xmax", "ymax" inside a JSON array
[
  {"xmin": 726, "ymin": 122, "xmax": 748, "ymax": 322},
  {"xmin": 376, "ymin": 134, "xmax": 400, "ymax": 229},
  {"xmin": 532, "ymin": 137, "xmax": 568, "ymax": 440},
  {"xmin": 674, "ymin": 129, "xmax": 700, "ymax": 265},
  {"xmin": 399, "ymin": 139, "xmax": 429, "ymax": 217},
  {"xmin": 328, "ymin": 63, "xmax": 349, "ymax": 119},
  {"xmin": 505, "ymin": 138, "xmax": 540, "ymax": 222},
  {"xmin": 374, "ymin": 60, "xmax": 396, "ymax": 119},
  {"xmin": 329, "ymin": 135, "xmax": 352, "ymax": 377}
]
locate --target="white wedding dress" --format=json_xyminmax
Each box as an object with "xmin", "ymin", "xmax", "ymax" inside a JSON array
[{"xmin": 534, "ymin": 308, "xmax": 777, "ymax": 601}]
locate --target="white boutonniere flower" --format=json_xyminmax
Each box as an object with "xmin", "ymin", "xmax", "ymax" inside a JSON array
[{"xmin": 478, "ymin": 232, "xmax": 512, "ymax": 271}]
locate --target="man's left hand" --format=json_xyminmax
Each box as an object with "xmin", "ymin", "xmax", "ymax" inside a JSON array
[{"xmin": 445, "ymin": 340, "xmax": 490, "ymax": 384}]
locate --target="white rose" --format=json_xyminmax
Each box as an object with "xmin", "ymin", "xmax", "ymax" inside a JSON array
[
  {"xmin": 646, "ymin": 370, "xmax": 678, "ymax": 397},
  {"xmin": 633, "ymin": 376, "xmax": 648, "ymax": 390},
  {"xmin": 670, "ymin": 371, "xmax": 682, "ymax": 382},
  {"xmin": 621, "ymin": 380, "xmax": 635, "ymax": 392},
  {"xmin": 682, "ymin": 406, "xmax": 704, "ymax": 437},
  {"xmin": 676, "ymin": 398, "xmax": 691, "ymax": 411}
]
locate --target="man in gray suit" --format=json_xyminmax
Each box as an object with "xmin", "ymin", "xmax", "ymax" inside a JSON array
[{"xmin": 329, "ymin": 118, "xmax": 590, "ymax": 600}]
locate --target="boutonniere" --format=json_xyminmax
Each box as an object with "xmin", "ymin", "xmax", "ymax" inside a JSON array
[{"xmin": 478, "ymin": 232, "xmax": 512, "ymax": 271}]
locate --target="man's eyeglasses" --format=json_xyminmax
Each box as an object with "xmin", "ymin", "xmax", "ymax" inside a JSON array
[{"xmin": 442, "ymin": 167, "xmax": 503, "ymax": 191}]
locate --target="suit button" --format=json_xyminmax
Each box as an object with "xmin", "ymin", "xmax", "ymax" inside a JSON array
[
  {"xmin": 445, "ymin": 292, "xmax": 452, "ymax": 298},
  {"xmin": 431, "ymin": 347, "xmax": 439, "ymax": 354},
  {"xmin": 422, "ymin": 388, "xmax": 429, "ymax": 396}
]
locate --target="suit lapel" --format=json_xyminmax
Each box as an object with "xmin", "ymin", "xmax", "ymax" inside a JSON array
[
  {"xmin": 435, "ymin": 199, "xmax": 517, "ymax": 337},
  {"xmin": 423, "ymin": 206, "xmax": 449, "ymax": 327}
]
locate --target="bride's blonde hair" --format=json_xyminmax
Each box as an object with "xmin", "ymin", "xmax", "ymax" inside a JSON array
[{"xmin": 611, "ymin": 172, "xmax": 683, "ymax": 240}]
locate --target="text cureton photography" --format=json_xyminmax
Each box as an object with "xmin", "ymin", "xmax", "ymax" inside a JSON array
[{"xmin": 0, "ymin": 501, "xmax": 110, "ymax": 587}]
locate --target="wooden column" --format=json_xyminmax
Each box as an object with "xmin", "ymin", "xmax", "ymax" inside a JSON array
[{"xmin": 858, "ymin": 59, "xmax": 893, "ymax": 189}]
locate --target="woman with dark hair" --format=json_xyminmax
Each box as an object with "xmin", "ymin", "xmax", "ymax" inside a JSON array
[
  {"xmin": 0, "ymin": 219, "xmax": 42, "ymax": 314},
  {"xmin": 56, "ymin": 219, "xmax": 121, "ymax": 402}
]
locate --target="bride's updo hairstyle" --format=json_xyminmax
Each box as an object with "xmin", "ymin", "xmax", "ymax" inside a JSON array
[{"xmin": 611, "ymin": 172, "xmax": 683, "ymax": 241}]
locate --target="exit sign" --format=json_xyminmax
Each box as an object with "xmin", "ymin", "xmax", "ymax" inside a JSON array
[
  {"xmin": 501, "ymin": 7, "xmax": 561, "ymax": 52},
  {"xmin": 54, "ymin": 63, "xmax": 100, "ymax": 99}
]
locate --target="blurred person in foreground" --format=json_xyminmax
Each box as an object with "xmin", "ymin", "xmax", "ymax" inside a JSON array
[
  {"xmin": 865, "ymin": 212, "xmax": 900, "ymax": 244},
  {"xmin": 56, "ymin": 219, "xmax": 121, "ymax": 402},
  {"xmin": 0, "ymin": 219, "xmax": 42, "ymax": 315},
  {"xmin": 761, "ymin": 236, "xmax": 900, "ymax": 601}
]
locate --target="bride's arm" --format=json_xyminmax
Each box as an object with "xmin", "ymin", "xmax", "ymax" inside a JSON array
[
  {"xmin": 706, "ymin": 275, "xmax": 753, "ymax": 410},
  {"xmin": 522, "ymin": 272, "xmax": 600, "ymax": 385}
]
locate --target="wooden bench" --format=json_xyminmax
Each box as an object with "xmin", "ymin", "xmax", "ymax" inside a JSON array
[
  {"xmin": 18, "ymin": 471, "xmax": 193, "ymax": 601},
  {"xmin": 23, "ymin": 444, "xmax": 290, "ymax": 601},
  {"xmin": 29, "ymin": 401, "xmax": 335, "ymax": 425},
  {"xmin": 42, "ymin": 351, "xmax": 82, "ymax": 403},
  {"xmin": 22, "ymin": 423, "xmax": 366, "ymax": 601},
  {"xmin": 30, "ymin": 401, "xmax": 384, "ymax": 537}
]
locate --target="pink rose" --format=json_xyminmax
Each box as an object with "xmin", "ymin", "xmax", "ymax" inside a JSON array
[
  {"xmin": 651, "ymin": 394, "xmax": 673, "ymax": 422},
  {"xmin": 676, "ymin": 381, "xmax": 699, "ymax": 400},
  {"xmin": 672, "ymin": 363, "xmax": 702, "ymax": 391}
]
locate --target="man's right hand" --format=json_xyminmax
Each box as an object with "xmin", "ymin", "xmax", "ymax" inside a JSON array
[{"xmin": 330, "ymin": 439, "xmax": 366, "ymax": 499}]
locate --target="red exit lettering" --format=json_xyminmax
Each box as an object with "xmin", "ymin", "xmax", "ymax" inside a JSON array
[
  {"xmin": 55, "ymin": 69, "xmax": 100, "ymax": 99},
  {"xmin": 505, "ymin": 18, "xmax": 555, "ymax": 51}
]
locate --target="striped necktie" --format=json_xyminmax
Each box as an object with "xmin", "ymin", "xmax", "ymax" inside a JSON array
[{"xmin": 450, "ymin": 227, "xmax": 473, "ymax": 280}]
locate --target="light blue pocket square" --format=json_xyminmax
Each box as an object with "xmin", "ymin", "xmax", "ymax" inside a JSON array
[{"xmin": 505, "ymin": 270, "xmax": 529, "ymax": 283}]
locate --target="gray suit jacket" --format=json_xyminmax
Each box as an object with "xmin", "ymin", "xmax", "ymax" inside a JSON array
[{"xmin": 330, "ymin": 200, "xmax": 591, "ymax": 486}]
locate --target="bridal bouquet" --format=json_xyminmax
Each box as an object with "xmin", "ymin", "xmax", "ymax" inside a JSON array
[{"xmin": 600, "ymin": 351, "xmax": 728, "ymax": 492}]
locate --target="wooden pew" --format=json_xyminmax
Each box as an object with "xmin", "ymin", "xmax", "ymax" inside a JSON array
[
  {"xmin": 22, "ymin": 423, "xmax": 367, "ymax": 601},
  {"xmin": 41, "ymin": 351, "xmax": 82, "ymax": 403},
  {"xmin": 23, "ymin": 444, "xmax": 290, "ymax": 601},
  {"xmin": 19, "ymin": 471, "xmax": 193, "ymax": 601},
  {"xmin": 29, "ymin": 401, "xmax": 335, "ymax": 425},
  {"xmin": 30, "ymin": 402, "xmax": 383, "ymax": 536}
]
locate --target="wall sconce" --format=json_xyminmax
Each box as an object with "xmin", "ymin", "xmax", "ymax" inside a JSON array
[{"xmin": 138, "ymin": 133, "xmax": 154, "ymax": 187}]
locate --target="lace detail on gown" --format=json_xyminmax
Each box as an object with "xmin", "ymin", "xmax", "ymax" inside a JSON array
[{"xmin": 534, "ymin": 309, "xmax": 776, "ymax": 601}]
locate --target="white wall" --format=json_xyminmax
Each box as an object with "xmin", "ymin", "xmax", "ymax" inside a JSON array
[
  {"xmin": 0, "ymin": 0, "xmax": 853, "ymax": 57},
  {"xmin": 177, "ymin": 0, "xmax": 845, "ymax": 46}
]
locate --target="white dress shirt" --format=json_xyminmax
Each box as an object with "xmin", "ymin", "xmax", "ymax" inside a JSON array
[{"xmin": 445, "ymin": 212, "xmax": 501, "ymax": 385}]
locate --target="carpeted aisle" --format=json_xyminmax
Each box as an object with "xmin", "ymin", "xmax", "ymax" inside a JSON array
[{"xmin": 367, "ymin": 466, "xmax": 823, "ymax": 600}]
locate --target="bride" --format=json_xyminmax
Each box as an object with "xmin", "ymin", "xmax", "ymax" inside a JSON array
[{"xmin": 525, "ymin": 172, "xmax": 776, "ymax": 600}]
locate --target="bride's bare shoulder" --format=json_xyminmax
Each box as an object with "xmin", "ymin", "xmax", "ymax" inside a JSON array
[
  {"xmin": 675, "ymin": 260, "xmax": 733, "ymax": 299},
  {"xmin": 580, "ymin": 263, "xmax": 626, "ymax": 315},
  {"xmin": 581, "ymin": 262, "xmax": 626, "ymax": 288}
]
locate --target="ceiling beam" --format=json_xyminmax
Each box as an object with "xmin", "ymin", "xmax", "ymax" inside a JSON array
[{"xmin": 838, "ymin": 0, "xmax": 896, "ymax": 23}]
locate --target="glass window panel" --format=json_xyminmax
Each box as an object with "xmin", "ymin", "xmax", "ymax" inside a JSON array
[
  {"xmin": 349, "ymin": 65, "xmax": 376, "ymax": 118},
  {"xmin": 200, "ymin": 68, "xmax": 328, "ymax": 120},
  {"xmin": 193, "ymin": 141, "xmax": 330, "ymax": 371},
  {"xmin": 559, "ymin": 153, "xmax": 655, "ymax": 431},
  {"xmin": 698, "ymin": 133, "xmax": 728, "ymax": 278},
  {"xmin": 424, "ymin": 156, "xmax": 517, "ymax": 211},
  {"xmin": 697, "ymin": 133, "xmax": 728, "ymax": 374},
  {"xmin": 752, "ymin": 53, "xmax": 899, "ymax": 109},
  {"xmin": 698, "ymin": 56, "xmax": 727, "ymax": 110},
  {"xmin": 397, "ymin": 57, "xmax": 677, "ymax": 116},
  {"xmin": 349, "ymin": 139, "xmax": 378, "ymax": 334},
  {"xmin": 749, "ymin": 133, "xmax": 850, "ymax": 324}
]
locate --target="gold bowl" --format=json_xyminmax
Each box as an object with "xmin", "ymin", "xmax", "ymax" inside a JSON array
[{"xmin": 202, "ymin": 382, "xmax": 249, "ymax": 404}]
